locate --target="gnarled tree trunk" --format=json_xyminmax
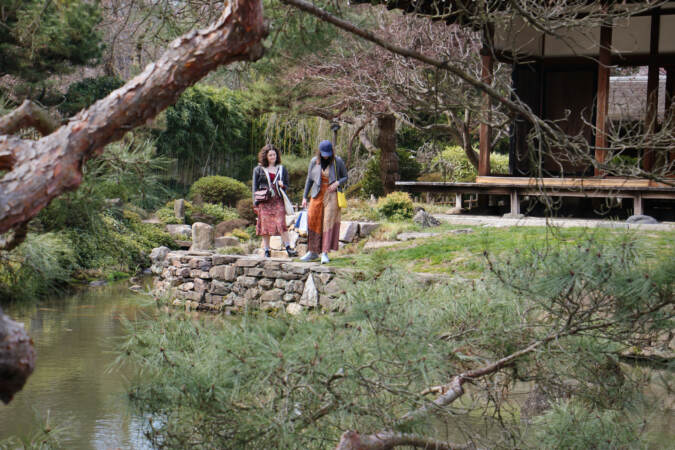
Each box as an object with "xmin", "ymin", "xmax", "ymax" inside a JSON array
[{"xmin": 377, "ymin": 114, "xmax": 398, "ymax": 194}]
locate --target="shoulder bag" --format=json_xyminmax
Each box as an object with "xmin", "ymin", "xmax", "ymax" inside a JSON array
[
  {"xmin": 254, "ymin": 167, "xmax": 273, "ymax": 203},
  {"xmin": 333, "ymin": 159, "xmax": 347, "ymax": 209}
]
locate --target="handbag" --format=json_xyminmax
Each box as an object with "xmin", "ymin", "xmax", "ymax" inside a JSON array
[
  {"xmin": 333, "ymin": 159, "xmax": 347, "ymax": 209},
  {"xmin": 254, "ymin": 188, "xmax": 270, "ymax": 202},
  {"xmin": 255, "ymin": 167, "xmax": 275, "ymax": 203}
]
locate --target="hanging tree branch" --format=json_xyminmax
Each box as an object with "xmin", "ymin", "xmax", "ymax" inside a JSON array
[
  {"xmin": 0, "ymin": 0, "xmax": 267, "ymax": 235},
  {"xmin": 0, "ymin": 100, "xmax": 59, "ymax": 136}
]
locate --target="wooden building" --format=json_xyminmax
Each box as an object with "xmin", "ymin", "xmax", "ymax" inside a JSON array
[{"xmin": 383, "ymin": 1, "xmax": 675, "ymax": 216}]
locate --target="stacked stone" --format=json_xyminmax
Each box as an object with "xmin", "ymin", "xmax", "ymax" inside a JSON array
[{"xmin": 151, "ymin": 249, "xmax": 346, "ymax": 314}]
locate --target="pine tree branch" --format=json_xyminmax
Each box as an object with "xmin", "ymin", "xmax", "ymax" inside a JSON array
[
  {"xmin": 0, "ymin": 100, "xmax": 59, "ymax": 136},
  {"xmin": 336, "ymin": 430, "xmax": 473, "ymax": 450},
  {"xmin": 0, "ymin": 0, "xmax": 267, "ymax": 234}
]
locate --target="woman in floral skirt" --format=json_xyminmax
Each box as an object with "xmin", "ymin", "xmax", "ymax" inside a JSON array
[{"xmin": 252, "ymin": 144, "xmax": 297, "ymax": 258}]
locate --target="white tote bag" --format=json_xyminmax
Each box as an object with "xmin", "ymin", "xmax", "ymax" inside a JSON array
[{"xmin": 277, "ymin": 166, "xmax": 294, "ymax": 215}]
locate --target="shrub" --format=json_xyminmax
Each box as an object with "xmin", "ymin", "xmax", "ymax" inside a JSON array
[
  {"xmin": 0, "ymin": 232, "xmax": 78, "ymax": 300},
  {"xmin": 362, "ymin": 148, "xmax": 421, "ymax": 198},
  {"xmin": 189, "ymin": 176, "xmax": 249, "ymax": 207},
  {"xmin": 376, "ymin": 191, "xmax": 414, "ymax": 221},
  {"xmin": 236, "ymin": 198, "xmax": 257, "ymax": 224},
  {"xmin": 231, "ymin": 228, "xmax": 251, "ymax": 241},
  {"xmin": 156, "ymin": 200, "xmax": 194, "ymax": 225},
  {"xmin": 430, "ymin": 146, "xmax": 510, "ymax": 181},
  {"xmin": 194, "ymin": 203, "xmax": 239, "ymax": 224},
  {"xmin": 215, "ymin": 219, "xmax": 250, "ymax": 236},
  {"xmin": 60, "ymin": 76, "xmax": 124, "ymax": 117}
]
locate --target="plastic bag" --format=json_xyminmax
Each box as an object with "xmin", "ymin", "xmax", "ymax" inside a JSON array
[{"xmin": 295, "ymin": 210, "xmax": 308, "ymax": 233}]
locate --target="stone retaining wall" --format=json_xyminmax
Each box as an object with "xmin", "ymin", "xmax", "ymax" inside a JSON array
[{"xmin": 151, "ymin": 248, "xmax": 349, "ymax": 314}]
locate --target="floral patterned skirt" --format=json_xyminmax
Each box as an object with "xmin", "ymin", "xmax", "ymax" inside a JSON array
[{"xmin": 255, "ymin": 196, "xmax": 287, "ymax": 236}]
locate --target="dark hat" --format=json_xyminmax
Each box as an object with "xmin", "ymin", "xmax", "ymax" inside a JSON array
[{"xmin": 319, "ymin": 140, "xmax": 333, "ymax": 157}]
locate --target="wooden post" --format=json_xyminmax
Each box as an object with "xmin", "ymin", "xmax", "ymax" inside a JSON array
[
  {"xmin": 633, "ymin": 194, "xmax": 643, "ymax": 216},
  {"xmin": 666, "ymin": 67, "xmax": 674, "ymax": 166},
  {"xmin": 479, "ymin": 53, "xmax": 493, "ymax": 177},
  {"xmin": 510, "ymin": 190, "xmax": 520, "ymax": 216},
  {"xmin": 643, "ymin": 12, "xmax": 660, "ymax": 172},
  {"xmin": 594, "ymin": 22, "xmax": 612, "ymax": 176},
  {"xmin": 455, "ymin": 192, "xmax": 462, "ymax": 210},
  {"xmin": 479, "ymin": 26, "xmax": 494, "ymax": 178}
]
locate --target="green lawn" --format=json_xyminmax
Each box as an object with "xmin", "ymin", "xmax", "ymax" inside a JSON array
[{"xmin": 330, "ymin": 224, "xmax": 675, "ymax": 277}]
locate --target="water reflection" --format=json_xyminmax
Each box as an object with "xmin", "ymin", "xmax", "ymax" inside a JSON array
[{"xmin": 0, "ymin": 282, "xmax": 153, "ymax": 449}]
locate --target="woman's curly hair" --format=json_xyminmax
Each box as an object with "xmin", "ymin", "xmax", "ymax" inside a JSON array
[{"xmin": 258, "ymin": 144, "xmax": 281, "ymax": 167}]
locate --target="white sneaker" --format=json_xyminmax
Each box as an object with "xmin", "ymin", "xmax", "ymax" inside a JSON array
[
  {"xmin": 300, "ymin": 252, "xmax": 318, "ymax": 262},
  {"xmin": 320, "ymin": 253, "xmax": 330, "ymax": 264}
]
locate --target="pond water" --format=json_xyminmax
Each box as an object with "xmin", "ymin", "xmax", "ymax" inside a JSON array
[{"xmin": 0, "ymin": 282, "xmax": 153, "ymax": 449}]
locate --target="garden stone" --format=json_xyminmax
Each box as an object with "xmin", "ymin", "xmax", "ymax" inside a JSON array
[
  {"xmin": 150, "ymin": 246, "xmax": 170, "ymax": 264},
  {"xmin": 283, "ymin": 293, "xmax": 299, "ymax": 303},
  {"xmin": 274, "ymin": 278, "xmax": 287, "ymax": 289},
  {"xmin": 236, "ymin": 276, "xmax": 257, "ymax": 288},
  {"xmin": 263, "ymin": 261, "xmax": 282, "ymax": 271},
  {"xmin": 299, "ymin": 274, "xmax": 318, "ymax": 307},
  {"xmin": 258, "ymin": 278, "xmax": 274, "ymax": 289},
  {"xmin": 179, "ymin": 282, "xmax": 194, "ymax": 291},
  {"xmin": 450, "ymin": 228, "xmax": 474, "ymax": 234},
  {"xmin": 396, "ymin": 232, "xmax": 439, "ymax": 241},
  {"xmin": 215, "ymin": 236, "xmax": 240, "ymax": 248},
  {"xmin": 413, "ymin": 209, "xmax": 441, "ymax": 227},
  {"xmin": 261, "ymin": 301, "xmax": 283, "ymax": 311},
  {"xmin": 224, "ymin": 293, "xmax": 236, "ymax": 306},
  {"xmin": 626, "ymin": 214, "xmax": 658, "ymax": 224},
  {"xmin": 364, "ymin": 241, "xmax": 398, "ymax": 250},
  {"xmin": 323, "ymin": 278, "xmax": 343, "ymax": 296},
  {"xmin": 166, "ymin": 224, "xmax": 192, "ymax": 239},
  {"xmin": 235, "ymin": 258, "xmax": 260, "ymax": 267},
  {"xmin": 317, "ymin": 273, "xmax": 332, "ymax": 285},
  {"xmin": 319, "ymin": 295, "xmax": 338, "ymax": 311},
  {"xmin": 286, "ymin": 280, "xmax": 304, "ymax": 294},
  {"xmin": 286, "ymin": 303, "xmax": 303, "ymax": 315},
  {"xmin": 339, "ymin": 221, "xmax": 359, "ymax": 242},
  {"xmin": 260, "ymin": 289, "xmax": 285, "ymax": 303},
  {"xmin": 244, "ymin": 287, "xmax": 261, "ymax": 300},
  {"xmin": 194, "ymin": 278, "xmax": 209, "ymax": 292},
  {"xmin": 358, "ymin": 222, "xmax": 379, "ymax": 237},
  {"xmin": 212, "ymin": 254, "xmax": 238, "ymax": 265},
  {"xmin": 174, "ymin": 199, "xmax": 185, "ymax": 223},
  {"xmin": 191, "ymin": 222, "xmax": 214, "ymax": 251},
  {"xmin": 210, "ymin": 280, "xmax": 231, "ymax": 295},
  {"xmin": 246, "ymin": 268, "xmax": 264, "ymax": 277}
]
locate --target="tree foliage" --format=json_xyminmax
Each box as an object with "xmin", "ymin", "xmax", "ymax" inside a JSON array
[
  {"xmin": 0, "ymin": 0, "xmax": 103, "ymax": 83},
  {"xmin": 59, "ymin": 76, "xmax": 125, "ymax": 118},
  {"xmin": 156, "ymin": 85, "xmax": 254, "ymax": 185}
]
